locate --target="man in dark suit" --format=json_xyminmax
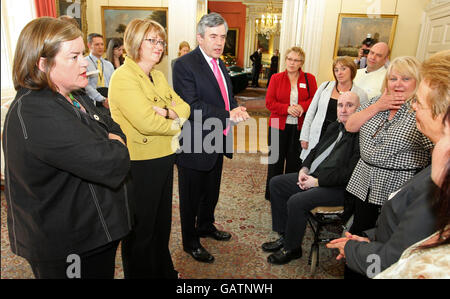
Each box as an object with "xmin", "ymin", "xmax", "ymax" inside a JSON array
[
  {"xmin": 173, "ymin": 12, "xmax": 249, "ymax": 263},
  {"xmin": 250, "ymin": 47, "xmax": 263, "ymax": 87},
  {"xmin": 266, "ymin": 49, "xmax": 279, "ymax": 87}
]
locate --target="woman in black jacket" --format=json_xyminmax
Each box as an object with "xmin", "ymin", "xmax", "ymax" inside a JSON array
[
  {"xmin": 2, "ymin": 17, "xmax": 131, "ymax": 279},
  {"xmin": 261, "ymin": 91, "xmax": 361, "ymax": 265}
]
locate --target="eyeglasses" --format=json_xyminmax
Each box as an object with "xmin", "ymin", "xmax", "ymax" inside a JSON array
[
  {"xmin": 144, "ymin": 38, "xmax": 167, "ymax": 48},
  {"xmin": 372, "ymin": 118, "xmax": 388, "ymax": 138},
  {"xmin": 410, "ymin": 97, "xmax": 431, "ymax": 110},
  {"xmin": 286, "ymin": 57, "xmax": 303, "ymax": 63}
]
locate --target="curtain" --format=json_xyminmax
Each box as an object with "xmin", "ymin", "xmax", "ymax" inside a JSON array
[{"xmin": 34, "ymin": 0, "xmax": 56, "ymax": 17}]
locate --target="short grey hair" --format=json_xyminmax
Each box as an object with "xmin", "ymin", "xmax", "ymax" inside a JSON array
[{"xmin": 197, "ymin": 12, "xmax": 228, "ymax": 37}]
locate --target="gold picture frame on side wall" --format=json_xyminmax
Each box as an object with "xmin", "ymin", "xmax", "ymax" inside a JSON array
[
  {"xmin": 55, "ymin": 0, "xmax": 87, "ymax": 41},
  {"xmin": 333, "ymin": 13, "xmax": 398, "ymax": 59},
  {"xmin": 224, "ymin": 28, "xmax": 239, "ymax": 57}
]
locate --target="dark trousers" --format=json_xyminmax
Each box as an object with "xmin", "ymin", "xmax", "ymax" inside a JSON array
[
  {"xmin": 266, "ymin": 71, "xmax": 275, "ymax": 87},
  {"xmin": 251, "ymin": 65, "xmax": 262, "ymax": 87},
  {"xmin": 345, "ymin": 195, "xmax": 382, "ymax": 280},
  {"xmin": 121, "ymin": 155, "xmax": 177, "ymax": 279},
  {"xmin": 349, "ymin": 196, "xmax": 382, "ymax": 236},
  {"xmin": 26, "ymin": 240, "xmax": 120, "ymax": 279},
  {"xmin": 178, "ymin": 154, "xmax": 224, "ymax": 250},
  {"xmin": 270, "ymin": 173, "xmax": 345, "ymax": 250},
  {"xmin": 265, "ymin": 124, "xmax": 301, "ymax": 199}
]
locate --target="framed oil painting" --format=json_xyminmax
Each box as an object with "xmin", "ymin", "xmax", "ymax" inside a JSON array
[
  {"xmin": 224, "ymin": 28, "xmax": 239, "ymax": 57},
  {"xmin": 55, "ymin": 0, "xmax": 87, "ymax": 39},
  {"xmin": 333, "ymin": 13, "xmax": 398, "ymax": 58},
  {"xmin": 101, "ymin": 6, "xmax": 168, "ymax": 52},
  {"xmin": 256, "ymin": 34, "xmax": 270, "ymax": 53}
]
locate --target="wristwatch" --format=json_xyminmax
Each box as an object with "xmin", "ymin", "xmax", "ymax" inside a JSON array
[{"xmin": 164, "ymin": 107, "xmax": 170, "ymax": 119}]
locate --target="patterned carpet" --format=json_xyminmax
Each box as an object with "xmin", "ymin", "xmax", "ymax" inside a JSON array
[{"xmin": 1, "ymin": 153, "xmax": 344, "ymax": 279}]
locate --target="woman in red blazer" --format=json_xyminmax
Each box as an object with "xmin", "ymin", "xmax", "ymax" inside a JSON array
[{"xmin": 265, "ymin": 46, "xmax": 317, "ymax": 200}]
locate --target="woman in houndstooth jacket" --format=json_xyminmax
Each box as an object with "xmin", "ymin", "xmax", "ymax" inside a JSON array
[{"xmin": 344, "ymin": 56, "xmax": 433, "ymax": 236}]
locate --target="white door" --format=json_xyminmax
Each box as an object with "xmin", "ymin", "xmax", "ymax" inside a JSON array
[{"xmin": 416, "ymin": 1, "xmax": 450, "ymax": 60}]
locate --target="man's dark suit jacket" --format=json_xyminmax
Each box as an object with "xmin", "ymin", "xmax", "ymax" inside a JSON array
[
  {"xmin": 250, "ymin": 50, "xmax": 262, "ymax": 67},
  {"xmin": 301, "ymin": 121, "xmax": 360, "ymax": 188},
  {"xmin": 173, "ymin": 46, "xmax": 238, "ymax": 171},
  {"xmin": 345, "ymin": 166, "xmax": 436, "ymax": 275}
]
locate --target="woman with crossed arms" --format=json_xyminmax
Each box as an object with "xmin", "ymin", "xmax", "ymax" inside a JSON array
[{"xmin": 108, "ymin": 19, "xmax": 190, "ymax": 278}]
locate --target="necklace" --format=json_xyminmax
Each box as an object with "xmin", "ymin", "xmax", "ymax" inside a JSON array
[
  {"xmin": 68, "ymin": 93, "xmax": 82, "ymax": 109},
  {"xmin": 68, "ymin": 93, "xmax": 87, "ymax": 113},
  {"xmin": 336, "ymin": 83, "xmax": 352, "ymax": 94}
]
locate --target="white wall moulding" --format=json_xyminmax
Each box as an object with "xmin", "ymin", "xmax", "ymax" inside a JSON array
[
  {"xmin": 301, "ymin": 0, "xmax": 326, "ymax": 75},
  {"xmin": 278, "ymin": 0, "xmax": 305, "ymax": 72}
]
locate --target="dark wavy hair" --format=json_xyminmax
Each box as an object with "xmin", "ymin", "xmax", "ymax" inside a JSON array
[{"xmin": 106, "ymin": 37, "xmax": 124, "ymax": 66}]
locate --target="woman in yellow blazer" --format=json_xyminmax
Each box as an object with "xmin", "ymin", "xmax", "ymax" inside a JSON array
[{"xmin": 108, "ymin": 19, "xmax": 190, "ymax": 279}]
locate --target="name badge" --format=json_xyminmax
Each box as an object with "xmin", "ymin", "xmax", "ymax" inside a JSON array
[{"xmin": 299, "ymin": 83, "xmax": 307, "ymax": 88}]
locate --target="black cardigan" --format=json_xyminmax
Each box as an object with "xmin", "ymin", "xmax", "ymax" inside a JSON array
[
  {"xmin": 3, "ymin": 87, "xmax": 132, "ymax": 261},
  {"xmin": 302, "ymin": 121, "xmax": 360, "ymax": 187}
]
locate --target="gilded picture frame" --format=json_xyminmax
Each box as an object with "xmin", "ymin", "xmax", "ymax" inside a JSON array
[
  {"xmin": 101, "ymin": 6, "xmax": 168, "ymax": 53},
  {"xmin": 256, "ymin": 34, "xmax": 270, "ymax": 54},
  {"xmin": 55, "ymin": 0, "xmax": 87, "ymax": 41},
  {"xmin": 224, "ymin": 28, "xmax": 239, "ymax": 57},
  {"xmin": 333, "ymin": 13, "xmax": 398, "ymax": 58}
]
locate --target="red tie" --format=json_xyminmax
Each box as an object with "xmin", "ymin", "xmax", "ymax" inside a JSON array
[{"xmin": 211, "ymin": 58, "xmax": 230, "ymax": 135}]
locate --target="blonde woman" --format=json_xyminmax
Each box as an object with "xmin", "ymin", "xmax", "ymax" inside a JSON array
[
  {"xmin": 327, "ymin": 51, "xmax": 450, "ymax": 279},
  {"xmin": 171, "ymin": 41, "xmax": 191, "ymax": 70},
  {"xmin": 345, "ymin": 56, "xmax": 433, "ymax": 236},
  {"xmin": 108, "ymin": 19, "xmax": 190, "ymax": 278},
  {"xmin": 265, "ymin": 46, "xmax": 317, "ymax": 200}
]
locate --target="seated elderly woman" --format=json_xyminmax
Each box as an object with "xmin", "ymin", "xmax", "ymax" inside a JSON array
[
  {"xmin": 262, "ymin": 91, "xmax": 360, "ymax": 265},
  {"xmin": 3, "ymin": 17, "xmax": 131, "ymax": 279},
  {"xmin": 375, "ymin": 106, "xmax": 450, "ymax": 279},
  {"xmin": 344, "ymin": 56, "xmax": 433, "ymax": 237},
  {"xmin": 327, "ymin": 50, "xmax": 450, "ymax": 278}
]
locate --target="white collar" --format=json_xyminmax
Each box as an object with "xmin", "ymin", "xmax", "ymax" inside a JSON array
[
  {"xmin": 199, "ymin": 46, "xmax": 219, "ymax": 66},
  {"xmin": 365, "ymin": 65, "xmax": 386, "ymax": 74},
  {"xmin": 89, "ymin": 53, "xmax": 103, "ymax": 62}
]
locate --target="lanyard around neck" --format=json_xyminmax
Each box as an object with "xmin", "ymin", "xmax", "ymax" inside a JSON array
[{"xmin": 89, "ymin": 55, "xmax": 103, "ymax": 71}]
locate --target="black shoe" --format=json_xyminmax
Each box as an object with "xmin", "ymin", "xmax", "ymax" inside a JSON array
[
  {"xmin": 184, "ymin": 245, "xmax": 215, "ymax": 263},
  {"xmin": 261, "ymin": 236, "xmax": 284, "ymax": 252},
  {"xmin": 267, "ymin": 247, "xmax": 302, "ymax": 265},
  {"xmin": 199, "ymin": 230, "xmax": 231, "ymax": 241}
]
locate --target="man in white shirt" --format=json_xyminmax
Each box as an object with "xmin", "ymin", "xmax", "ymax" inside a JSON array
[
  {"xmin": 85, "ymin": 33, "xmax": 114, "ymax": 109},
  {"xmin": 354, "ymin": 42, "xmax": 390, "ymax": 100}
]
